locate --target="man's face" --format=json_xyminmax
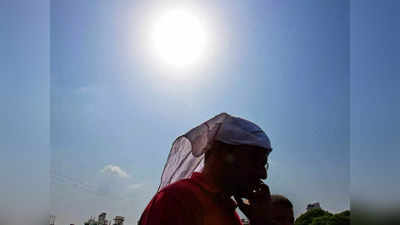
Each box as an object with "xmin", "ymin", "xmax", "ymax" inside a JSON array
[
  {"xmin": 225, "ymin": 145, "xmax": 270, "ymax": 196},
  {"xmin": 270, "ymin": 206, "xmax": 294, "ymax": 225}
]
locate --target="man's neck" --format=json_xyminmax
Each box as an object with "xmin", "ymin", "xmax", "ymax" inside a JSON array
[{"xmin": 201, "ymin": 167, "xmax": 235, "ymax": 196}]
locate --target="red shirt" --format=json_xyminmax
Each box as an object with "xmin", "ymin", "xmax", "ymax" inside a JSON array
[{"xmin": 139, "ymin": 172, "xmax": 243, "ymax": 225}]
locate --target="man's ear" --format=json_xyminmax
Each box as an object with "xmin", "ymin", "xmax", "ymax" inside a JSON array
[{"xmin": 223, "ymin": 150, "xmax": 242, "ymax": 170}]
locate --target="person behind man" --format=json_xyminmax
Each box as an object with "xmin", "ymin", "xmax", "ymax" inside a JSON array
[
  {"xmin": 270, "ymin": 195, "xmax": 294, "ymax": 225},
  {"xmin": 138, "ymin": 113, "xmax": 275, "ymax": 225}
]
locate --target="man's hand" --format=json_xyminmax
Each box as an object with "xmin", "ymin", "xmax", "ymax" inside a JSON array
[{"xmin": 234, "ymin": 183, "xmax": 274, "ymax": 225}]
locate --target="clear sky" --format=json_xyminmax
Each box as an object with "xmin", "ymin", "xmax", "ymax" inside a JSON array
[
  {"xmin": 1, "ymin": 1, "xmax": 398, "ymax": 225},
  {"xmin": 351, "ymin": 0, "xmax": 400, "ymax": 212},
  {"xmin": 51, "ymin": 1, "xmax": 349, "ymax": 224},
  {"xmin": 1, "ymin": 1, "xmax": 49, "ymax": 225}
]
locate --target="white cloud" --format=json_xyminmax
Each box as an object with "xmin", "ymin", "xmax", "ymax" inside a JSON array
[
  {"xmin": 100, "ymin": 164, "xmax": 130, "ymax": 178},
  {"xmin": 128, "ymin": 183, "xmax": 143, "ymax": 190}
]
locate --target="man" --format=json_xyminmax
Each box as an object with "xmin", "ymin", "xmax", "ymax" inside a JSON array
[
  {"xmin": 139, "ymin": 113, "xmax": 274, "ymax": 225},
  {"xmin": 270, "ymin": 195, "xmax": 295, "ymax": 225}
]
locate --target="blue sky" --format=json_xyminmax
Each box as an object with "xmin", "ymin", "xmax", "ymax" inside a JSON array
[
  {"xmin": 50, "ymin": 1, "xmax": 349, "ymax": 224},
  {"xmin": 1, "ymin": 1, "xmax": 398, "ymax": 225},
  {"xmin": 351, "ymin": 0, "xmax": 400, "ymax": 211},
  {"xmin": 1, "ymin": 1, "xmax": 49, "ymax": 225}
]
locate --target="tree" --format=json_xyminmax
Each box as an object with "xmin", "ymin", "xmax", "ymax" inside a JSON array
[
  {"xmin": 327, "ymin": 211, "xmax": 350, "ymax": 225},
  {"xmin": 295, "ymin": 209, "xmax": 332, "ymax": 225},
  {"xmin": 309, "ymin": 215, "xmax": 331, "ymax": 225},
  {"xmin": 295, "ymin": 209, "xmax": 350, "ymax": 225},
  {"xmin": 335, "ymin": 210, "xmax": 350, "ymax": 218}
]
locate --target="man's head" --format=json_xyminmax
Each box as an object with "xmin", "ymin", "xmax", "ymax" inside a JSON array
[
  {"xmin": 204, "ymin": 140, "xmax": 271, "ymax": 196},
  {"xmin": 270, "ymin": 195, "xmax": 294, "ymax": 225},
  {"xmin": 158, "ymin": 113, "xmax": 272, "ymax": 191}
]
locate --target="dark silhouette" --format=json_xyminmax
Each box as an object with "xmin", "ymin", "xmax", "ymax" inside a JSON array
[{"xmin": 139, "ymin": 113, "xmax": 274, "ymax": 225}]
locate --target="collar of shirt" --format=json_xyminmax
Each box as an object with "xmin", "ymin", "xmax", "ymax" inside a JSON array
[{"xmin": 190, "ymin": 172, "xmax": 238, "ymax": 211}]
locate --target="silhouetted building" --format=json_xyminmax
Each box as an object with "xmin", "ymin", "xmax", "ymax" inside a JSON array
[
  {"xmin": 98, "ymin": 212, "xmax": 109, "ymax": 225},
  {"xmin": 306, "ymin": 202, "xmax": 321, "ymax": 211},
  {"xmin": 84, "ymin": 212, "xmax": 124, "ymax": 225},
  {"xmin": 50, "ymin": 215, "xmax": 56, "ymax": 225},
  {"xmin": 113, "ymin": 216, "xmax": 124, "ymax": 225}
]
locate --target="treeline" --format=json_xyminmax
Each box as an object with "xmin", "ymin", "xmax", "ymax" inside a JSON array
[{"xmin": 294, "ymin": 208, "xmax": 350, "ymax": 225}]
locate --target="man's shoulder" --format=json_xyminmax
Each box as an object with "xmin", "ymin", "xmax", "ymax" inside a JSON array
[
  {"xmin": 159, "ymin": 178, "xmax": 198, "ymax": 196},
  {"xmin": 158, "ymin": 178, "xmax": 209, "ymax": 205},
  {"xmin": 139, "ymin": 179, "xmax": 204, "ymax": 225},
  {"xmin": 153, "ymin": 178, "xmax": 204, "ymax": 212}
]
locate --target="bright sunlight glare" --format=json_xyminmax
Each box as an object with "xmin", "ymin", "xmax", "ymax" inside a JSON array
[{"xmin": 151, "ymin": 9, "xmax": 207, "ymax": 68}]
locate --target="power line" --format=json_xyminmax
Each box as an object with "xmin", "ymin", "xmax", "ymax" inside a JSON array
[{"xmin": 50, "ymin": 173, "xmax": 136, "ymax": 201}]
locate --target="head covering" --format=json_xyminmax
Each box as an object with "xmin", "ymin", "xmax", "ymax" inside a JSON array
[{"xmin": 158, "ymin": 113, "xmax": 271, "ymax": 191}]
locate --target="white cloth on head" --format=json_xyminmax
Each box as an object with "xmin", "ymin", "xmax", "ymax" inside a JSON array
[{"xmin": 158, "ymin": 113, "xmax": 271, "ymax": 191}]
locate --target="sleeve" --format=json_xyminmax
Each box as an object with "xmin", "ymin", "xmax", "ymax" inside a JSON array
[{"xmin": 139, "ymin": 190, "xmax": 194, "ymax": 225}]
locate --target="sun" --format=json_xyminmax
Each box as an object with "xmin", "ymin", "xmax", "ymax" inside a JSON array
[{"xmin": 150, "ymin": 9, "xmax": 207, "ymax": 68}]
